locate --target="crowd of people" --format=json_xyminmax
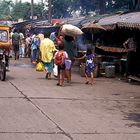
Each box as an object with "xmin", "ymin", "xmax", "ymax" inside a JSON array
[
  {"xmin": 10, "ymin": 29, "xmax": 31, "ymax": 60},
  {"xmin": 10, "ymin": 28, "xmax": 96, "ymax": 87}
]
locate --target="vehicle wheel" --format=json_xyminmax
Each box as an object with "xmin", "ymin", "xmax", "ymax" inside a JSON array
[{"xmin": 0, "ymin": 62, "xmax": 6, "ymax": 81}]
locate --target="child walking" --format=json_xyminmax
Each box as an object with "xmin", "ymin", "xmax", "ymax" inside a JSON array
[
  {"xmin": 76, "ymin": 47, "xmax": 95, "ymax": 85},
  {"xmin": 54, "ymin": 43, "xmax": 69, "ymax": 86}
]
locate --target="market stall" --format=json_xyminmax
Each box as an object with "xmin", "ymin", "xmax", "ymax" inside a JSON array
[{"xmin": 81, "ymin": 12, "xmax": 140, "ymax": 79}]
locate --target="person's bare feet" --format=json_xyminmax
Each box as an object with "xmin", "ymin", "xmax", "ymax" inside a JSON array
[
  {"xmin": 60, "ymin": 82, "xmax": 64, "ymax": 87},
  {"xmin": 89, "ymin": 81, "xmax": 95, "ymax": 85}
]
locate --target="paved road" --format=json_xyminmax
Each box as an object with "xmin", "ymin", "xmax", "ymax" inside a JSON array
[{"xmin": 0, "ymin": 58, "xmax": 140, "ymax": 140}]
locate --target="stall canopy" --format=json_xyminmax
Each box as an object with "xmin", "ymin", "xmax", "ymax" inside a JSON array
[
  {"xmin": 96, "ymin": 45, "xmax": 128, "ymax": 53},
  {"xmin": 98, "ymin": 12, "xmax": 140, "ymax": 30},
  {"xmin": 81, "ymin": 23, "xmax": 106, "ymax": 33},
  {"xmin": 81, "ymin": 12, "xmax": 140, "ymax": 31}
]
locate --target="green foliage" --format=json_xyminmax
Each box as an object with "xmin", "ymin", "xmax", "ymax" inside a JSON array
[
  {"xmin": 0, "ymin": 0, "xmax": 13, "ymax": 20},
  {"xmin": 11, "ymin": 2, "xmax": 30, "ymax": 20},
  {"xmin": 52, "ymin": 0, "xmax": 74, "ymax": 18},
  {"xmin": 11, "ymin": 1, "xmax": 42, "ymax": 20},
  {"xmin": 129, "ymin": 0, "xmax": 140, "ymax": 11},
  {"xmin": 33, "ymin": 4, "xmax": 42, "ymax": 19},
  {"xmin": 112, "ymin": 0, "xmax": 130, "ymax": 9},
  {"xmin": 0, "ymin": 0, "xmax": 139, "ymax": 21}
]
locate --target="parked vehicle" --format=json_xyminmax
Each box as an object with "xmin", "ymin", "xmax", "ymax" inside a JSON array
[{"xmin": 0, "ymin": 25, "xmax": 10, "ymax": 81}]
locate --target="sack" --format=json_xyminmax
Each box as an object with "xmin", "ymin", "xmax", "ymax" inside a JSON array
[
  {"xmin": 61, "ymin": 24, "xmax": 83, "ymax": 37},
  {"xmin": 36, "ymin": 62, "xmax": 44, "ymax": 72},
  {"xmin": 54, "ymin": 52, "xmax": 64, "ymax": 65},
  {"xmin": 65, "ymin": 59, "xmax": 72, "ymax": 70}
]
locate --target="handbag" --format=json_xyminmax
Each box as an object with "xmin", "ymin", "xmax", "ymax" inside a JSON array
[
  {"xmin": 65, "ymin": 59, "xmax": 72, "ymax": 70},
  {"xmin": 36, "ymin": 62, "xmax": 44, "ymax": 72}
]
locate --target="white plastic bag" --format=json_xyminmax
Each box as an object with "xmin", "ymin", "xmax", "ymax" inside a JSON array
[{"xmin": 53, "ymin": 64, "xmax": 58, "ymax": 77}]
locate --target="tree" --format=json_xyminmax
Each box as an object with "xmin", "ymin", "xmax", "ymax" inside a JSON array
[
  {"xmin": 11, "ymin": 1, "xmax": 42, "ymax": 20},
  {"xmin": 11, "ymin": 1, "xmax": 30, "ymax": 20},
  {"xmin": 0, "ymin": 0, "xmax": 13, "ymax": 20},
  {"xmin": 1, "ymin": 0, "xmax": 139, "ymax": 21},
  {"xmin": 48, "ymin": 0, "xmax": 52, "ymax": 23},
  {"xmin": 129, "ymin": 0, "xmax": 140, "ymax": 10},
  {"xmin": 52, "ymin": 0, "xmax": 73, "ymax": 18},
  {"xmin": 31, "ymin": 0, "xmax": 34, "ymax": 19}
]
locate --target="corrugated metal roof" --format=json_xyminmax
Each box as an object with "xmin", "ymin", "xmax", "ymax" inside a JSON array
[
  {"xmin": 99, "ymin": 14, "xmax": 120, "ymax": 25},
  {"xmin": 118, "ymin": 22, "xmax": 140, "ymax": 29},
  {"xmin": 118, "ymin": 12, "xmax": 140, "ymax": 23},
  {"xmin": 81, "ymin": 12, "xmax": 140, "ymax": 31},
  {"xmin": 98, "ymin": 12, "xmax": 140, "ymax": 30}
]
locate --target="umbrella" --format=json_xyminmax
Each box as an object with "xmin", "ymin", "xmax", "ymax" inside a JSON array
[
  {"xmin": 81, "ymin": 23, "xmax": 106, "ymax": 33},
  {"xmin": 61, "ymin": 24, "xmax": 83, "ymax": 37}
]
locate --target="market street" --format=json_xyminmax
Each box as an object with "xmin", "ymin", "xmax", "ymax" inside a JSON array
[{"xmin": 0, "ymin": 58, "xmax": 140, "ymax": 140}]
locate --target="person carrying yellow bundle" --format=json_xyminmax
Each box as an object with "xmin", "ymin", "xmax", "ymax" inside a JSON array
[{"xmin": 39, "ymin": 33, "xmax": 56, "ymax": 79}]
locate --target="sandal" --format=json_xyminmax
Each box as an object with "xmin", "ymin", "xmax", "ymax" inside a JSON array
[
  {"xmin": 57, "ymin": 83, "xmax": 60, "ymax": 86},
  {"xmin": 85, "ymin": 81, "xmax": 89, "ymax": 84}
]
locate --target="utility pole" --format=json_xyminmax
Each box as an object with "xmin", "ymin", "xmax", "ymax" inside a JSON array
[
  {"xmin": 48, "ymin": 0, "xmax": 52, "ymax": 23},
  {"xmin": 31, "ymin": 0, "xmax": 34, "ymax": 20},
  {"xmin": 41, "ymin": 0, "xmax": 44, "ymax": 19}
]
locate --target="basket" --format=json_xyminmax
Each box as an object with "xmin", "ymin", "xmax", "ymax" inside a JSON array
[{"xmin": 105, "ymin": 65, "xmax": 115, "ymax": 78}]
